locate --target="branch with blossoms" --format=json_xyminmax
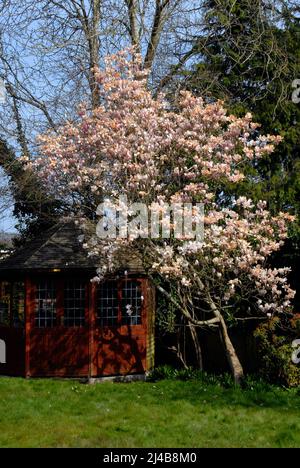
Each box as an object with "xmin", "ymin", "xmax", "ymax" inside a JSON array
[{"xmin": 27, "ymin": 48, "xmax": 296, "ymax": 384}]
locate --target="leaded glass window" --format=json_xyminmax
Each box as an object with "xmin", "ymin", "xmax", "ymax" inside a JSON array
[
  {"xmin": 97, "ymin": 279, "xmax": 143, "ymax": 326},
  {"xmin": 0, "ymin": 282, "xmax": 11, "ymax": 326},
  {"xmin": 12, "ymin": 282, "xmax": 25, "ymax": 328},
  {"xmin": 35, "ymin": 281, "xmax": 56, "ymax": 328},
  {"xmin": 97, "ymin": 281, "xmax": 119, "ymax": 326},
  {"xmin": 64, "ymin": 280, "xmax": 86, "ymax": 327},
  {"xmin": 121, "ymin": 280, "xmax": 142, "ymax": 325}
]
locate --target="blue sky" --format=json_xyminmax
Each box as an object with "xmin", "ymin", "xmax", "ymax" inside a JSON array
[
  {"xmin": 0, "ymin": 208, "xmax": 16, "ymax": 233},
  {"xmin": 0, "ymin": 83, "xmax": 16, "ymax": 233},
  {"xmin": 0, "ymin": 179, "xmax": 17, "ymax": 234}
]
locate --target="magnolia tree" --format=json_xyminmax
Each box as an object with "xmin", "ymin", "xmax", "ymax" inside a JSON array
[{"xmin": 28, "ymin": 49, "xmax": 295, "ymax": 383}]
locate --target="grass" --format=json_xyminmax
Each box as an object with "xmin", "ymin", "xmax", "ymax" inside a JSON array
[{"xmin": 0, "ymin": 376, "xmax": 300, "ymax": 448}]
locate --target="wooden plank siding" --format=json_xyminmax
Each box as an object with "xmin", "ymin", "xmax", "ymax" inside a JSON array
[
  {"xmin": 0, "ymin": 221, "xmax": 155, "ymax": 378},
  {"xmin": 91, "ymin": 279, "xmax": 149, "ymax": 377},
  {"xmin": 24, "ymin": 274, "xmax": 88, "ymax": 377},
  {"xmin": 146, "ymin": 280, "xmax": 156, "ymax": 372}
]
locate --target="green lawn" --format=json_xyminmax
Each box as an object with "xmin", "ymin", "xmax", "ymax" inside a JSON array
[{"xmin": 0, "ymin": 376, "xmax": 300, "ymax": 448}]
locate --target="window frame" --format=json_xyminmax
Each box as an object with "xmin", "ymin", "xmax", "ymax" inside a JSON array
[
  {"xmin": 34, "ymin": 279, "xmax": 57, "ymax": 328},
  {"xmin": 97, "ymin": 278, "xmax": 144, "ymax": 327},
  {"xmin": 97, "ymin": 279, "xmax": 120, "ymax": 327},
  {"xmin": 63, "ymin": 279, "xmax": 87, "ymax": 328},
  {"xmin": 33, "ymin": 277, "xmax": 89, "ymax": 329},
  {"xmin": 31, "ymin": 275, "xmax": 145, "ymax": 329},
  {"xmin": 120, "ymin": 278, "xmax": 143, "ymax": 326},
  {"xmin": 0, "ymin": 280, "xmax": 25, "ymax": 328}
]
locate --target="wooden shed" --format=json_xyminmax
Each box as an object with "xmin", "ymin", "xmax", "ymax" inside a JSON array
[{"xmin": 0, "ymin": 220, "xmax": 155, "ymax": 379}]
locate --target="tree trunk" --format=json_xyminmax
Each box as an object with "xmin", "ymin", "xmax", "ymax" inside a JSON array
[
  {"xmin": 150, "ymin": 277, "xmax": 242, "ymax": 381},
  {"xmin": 216, "ymin": 311, "xmax": 244, "ymax": 384},
  {"xmin": 207, "ymin": 295, "xmax": 244, "ymax": 384},
  {"xmin": 220, "ymin": 319, "xmax": 244, "ymax": 384},
  {"xmin": 189, "ymin": 323, "xmax": 203, "ymax": 370},
  {"xmin": 89, "ymin": 1, "xmax": 101, "ymax": 109},
  {"xmin": 144, "ymin": 1, "xmax": 169, "ymax": 70},
  {"xmin": 126, "ymin": 0, "xmax": 141, "ymax": 52}
]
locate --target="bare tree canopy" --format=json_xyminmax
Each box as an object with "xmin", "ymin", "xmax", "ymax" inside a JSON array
[
  {"xmin": 0, "ymin": 0, "xmax": 202, "ymax": 231},
  {"xmin": 0, "ymin": 0, "xmax": 203, "ymax": 152},
  {"xmin": 0, "ymin": 0, "xmax": 298, "ymax": 235},
  {"xmin": 0, "ymin": 1, "xmax": 298, "ymax": 152}
]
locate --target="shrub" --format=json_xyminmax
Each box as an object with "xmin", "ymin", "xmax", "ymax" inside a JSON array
[
  {"xmin": 148, "ymin": 364, "xmax": 295, "ymax": 391},
  {"xmin": 254, "ymin": 316, "xmax": 300, "ymax": 388},
  {"xmin": 148, "ymin": 365, "xmax": 237, "ymax": 388}
]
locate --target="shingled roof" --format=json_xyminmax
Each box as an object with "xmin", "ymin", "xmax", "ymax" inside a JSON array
[
  {"xmin": 0, "ymin": 219, "xmax": 95, "ymax": 271},
  {"xmin": 0, "ymin": 219, "xmax": 144, "ymax": 273}
]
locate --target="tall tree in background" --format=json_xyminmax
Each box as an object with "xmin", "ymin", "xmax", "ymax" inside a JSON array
[
  {"xmin": 0, "ymin": 0, "xmax": 202, "ymax": 237},
  {"xmin": 0, "ymin": 139, "xmax": 63, "ymax": 242},
  {"xmin": 0, "ymin": 0, "xmax": 298, "ymax": 245}
]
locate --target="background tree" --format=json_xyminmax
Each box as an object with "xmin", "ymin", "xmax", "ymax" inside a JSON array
[
  {"xmin": 0, "ymin": 0, "xmax": 203, "ymax": 235},
  {"xmin": 182, "ymin": 0, "xmax": 300, "ymax": 307},
  {"xmin": 0, "ymin": 0, "xmax": 298, "ymax": 240},
  {"xmin": 0, "ymin": 139, "xmax": 63, "ymax": 242}
]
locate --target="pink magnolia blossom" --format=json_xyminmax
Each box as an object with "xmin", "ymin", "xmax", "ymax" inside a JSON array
[{"xmin": 28, "ymin": 48, "xmax": 295, "ymax": 320}]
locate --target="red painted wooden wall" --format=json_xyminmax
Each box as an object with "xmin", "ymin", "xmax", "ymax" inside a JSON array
[{"xmin": 21, "ymin": 274, "xmax": 153, "ymax": 378}]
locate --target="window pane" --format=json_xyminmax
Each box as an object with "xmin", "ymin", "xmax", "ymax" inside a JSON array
[
  {"xmin": 121, "ymin": 280, "xmax": 142, "ymax": 325},
  {"xmin": 12, "ymin": 282, "xmax": 25, "ymax": 328},
  {"xmin": 97, "ymin": 281, "xmax": 118, "ymax": 326},
  {"xmin": 0, "ymin": 281, "xmax": 11, "ymax": 326},
  {"xmin": 64, "ymin": 280, "xmax": 86, "ymax": 327},
  {"xmin": 35, "ymin": 281, "xmax": 56, "ymax": 328}
]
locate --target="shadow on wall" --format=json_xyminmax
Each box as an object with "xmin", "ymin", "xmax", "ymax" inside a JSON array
[
  {"xmin": 93, "ymin": 324, "xmax": 146, "ymax": 377},
  {"xmin": 28, "ymin": 325, "xmax": 146, "ymax": 378}
]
